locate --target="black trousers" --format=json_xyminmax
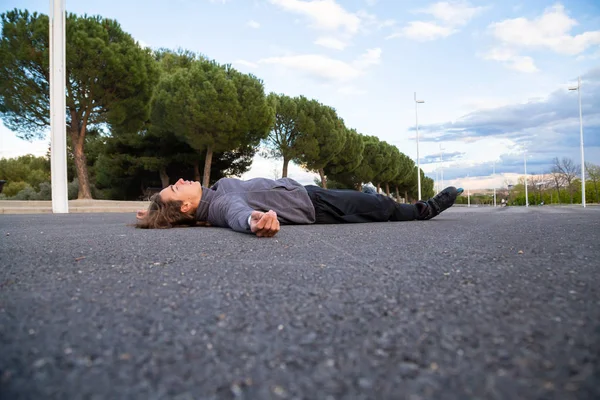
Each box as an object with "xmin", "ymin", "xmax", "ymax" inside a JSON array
[{"xmin": 304, "ymin": 185, "xmax": 419, "ymax": 224}]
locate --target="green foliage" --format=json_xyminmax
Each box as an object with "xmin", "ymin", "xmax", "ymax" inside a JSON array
[
  {"xmin": 353, "ymin": 135, "xmax": 384, "ymax": 185},
  {"xmin": 0, "ymin": 155, "xmax": 50, "ymax": 190},
  {"xmin": 12, "ymin": 185, "xmax": 38, "ymax": 200},
  {"xmin": 38, "ymin": 181, "xmax": 51, "ymax": 200},
  {"xmin": 0, "ymin": 9, "xmax": 159, "ymax": 198},
  {"xmin": 374, "ymin": 142, "xmax": 401, "ymax": 187},
  {"xmin": 422, "ymin": 175, "xmax": 434, "ymax": 199},
  {"xmin": 263, "ymin": 94, "xmax": 314, "ymax": 177},
  {"xmin": 325, "ymin": 128, "xmax": 365, "ymax": 176},
  {"xmin": 151, "ymin": 58, "xmax": 271, "ymax": 185},
  {"xmin": 2, "ymin": 181, "xmax": 30, "ymax": 197},
  {"xmin": 0, "ymin": 9, "xmax": 158, "ymax": 138},
  {"xmin": 295, "ymin": 100, "xmax": 346, "ymax": 175},
  {"xmin": 0, "ymin": 9, "xmax": 49, "ymax": 138},
  {"xmin": 393, "ymin": 154, "xmax": 416, "ymax": 196}
]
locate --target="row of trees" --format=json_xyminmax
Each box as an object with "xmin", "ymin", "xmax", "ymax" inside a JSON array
[
  {"xmin": 505, "ymin": 158, "xmax": 600, "ymax": 206},
  {"xmin": 0, "ymin": 9, "xmax": 433, "ymax": 201},
  {"xmin": 452, "ymin": 158, "xmax": 600, "ymax": 206}
]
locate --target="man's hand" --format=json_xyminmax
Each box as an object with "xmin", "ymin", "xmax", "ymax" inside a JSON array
[{"xmin": 250, "ymin": 210, "xmax": 280, "ymax": 237}]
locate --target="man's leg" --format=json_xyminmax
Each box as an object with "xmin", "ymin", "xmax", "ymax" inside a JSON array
[
  {"xmin": 304, "ymin": 185, "xmax": 463, "ymax": 224},
  {"xmin": 304, "ymin": 185, "xmax": 420, "ymax": 224}
]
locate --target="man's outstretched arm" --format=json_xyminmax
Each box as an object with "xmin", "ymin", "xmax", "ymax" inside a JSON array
[
  {"xmin": 211, "ymin": 196, "xmax": 280, "ymax": 237},
  {"xmin": 249, "ymin": 210, "xmax": 280, "ymax": 237}
]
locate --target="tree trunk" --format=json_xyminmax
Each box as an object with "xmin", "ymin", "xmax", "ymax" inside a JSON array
[
  {"xmin": 159, "ymin": 167, "xmax": 169, "ymax": 188},
  {"xmin": 376, "ymin": 183, "xmax": 381, "ymax": 193},
  {"xmin": 319, "ymin": 168, "xmax": 327, "ymax": 189},
  {"xmin": 385, "ymin": 183, "xmax": 390, "ymax": 196},
  {"xmin": 69, "ymin": 121, "xmax": 92, "ymax": 199},
  {"xmin": 282, "ymin": 156, "xmax": 290, "ymax": 178},
  {"xmin": 395, "ymin": 185, "xmax": 400, "ymax": 202},
  {"xmin": 203, "ymin": 145, "xmax": 214, "ymax": 188},
  {"xmin": 404, "ymin": 190, "xmax": 408, "ymax": 203},
  {"xmin": 193, "ymin": 160, "xmax": 201, "ymax": 182}
]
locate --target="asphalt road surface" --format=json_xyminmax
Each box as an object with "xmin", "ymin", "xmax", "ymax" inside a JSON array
[{"xmin": 1, "ymin": 206, "xmax": 599, "ymax": 400}]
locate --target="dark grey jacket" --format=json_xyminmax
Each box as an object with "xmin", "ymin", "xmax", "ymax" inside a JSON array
[{"xmin": 195, "ymin": 177, "xmax": 316, "ymax": 233}]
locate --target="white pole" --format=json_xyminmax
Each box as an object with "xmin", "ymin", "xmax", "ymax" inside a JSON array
[
  {"xmin": 50, "ymin": 0, "xmax": 68, "ymax": 213},
  {"xmin": 439, "ymin": 144, "xmax": 444, "ymax": 190},
  {"xmin": 493, "ymin": 162, "xmax": 496, "ymax": 207},
  {"xmin": 578, "ymin": 76, "xmax": 586, "ymax": 208},
  {"xmin": 435, "ymin": 165, "xmax": 438, "ymax": 193},
  {"xmin": 414, "ymin": 92, "xmax": 421, "ymax": 201},
  {"xmin": 467, "ymin": 174, "xmax": 470, "ymax": 207},
  {"xmin": 524, "ymin": 150, "xmax": 529, "ymax": 207}
]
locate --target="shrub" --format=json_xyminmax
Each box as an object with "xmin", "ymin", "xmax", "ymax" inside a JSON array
[
  {"xmin": 2, "ymin": 181, "xmax": 30, "ymax": 197},
  {"xmin": 12, "ymin": 186, "xmax": 39, "ymax": 200},
  {"xmin": 38, "ymin": 182, "xmax": 52, "ymax": 200},
  {"xmin": 68, "ymin": 179, "xmax": 79, "ymax": 200}
]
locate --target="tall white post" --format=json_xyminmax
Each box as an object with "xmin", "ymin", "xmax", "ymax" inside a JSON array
[
  {"xmin": 524, "ymin": 151, "xmax": 529, "ymax": 207},
  {"xmin": 578, "ymin": 76, "xmax": 586, "ymax": 208},
  {"xmin": 414, "ymin": 92, "xmax": 421, "ymax": 201},
  {"xmin": 467, "ymin": 175, "xmax": 470, "ymax": 207},
  {"xmin": 493, "ymin": 162, "xmax": 496, "ymax": 207},
  {"xmin": 50, "ymin": 0, "xmax": 68, "ymax": 213},
  {"xmin": 439, "ymin": 144, "xmax": 444, "ymax": 190}
]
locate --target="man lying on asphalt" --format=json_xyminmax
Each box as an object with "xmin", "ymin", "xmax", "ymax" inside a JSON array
[{"xmin": 135, "ymin": 177, "xmax": 463, "ymax": 237}]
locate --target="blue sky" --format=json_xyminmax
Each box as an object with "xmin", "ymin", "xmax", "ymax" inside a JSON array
[{"xmin": 1, "ymin": 0, "xmax": 599, "ymax": 190}]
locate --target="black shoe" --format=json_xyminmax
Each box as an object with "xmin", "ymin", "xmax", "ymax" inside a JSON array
[{"xmin": 418, "ymin": 186, "xmax": 464, "ymax": 220}]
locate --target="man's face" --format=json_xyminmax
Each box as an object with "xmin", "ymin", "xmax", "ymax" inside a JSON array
[{"xmin": 159, "ymin": 178, "xmax": 202, "ymax": 212}]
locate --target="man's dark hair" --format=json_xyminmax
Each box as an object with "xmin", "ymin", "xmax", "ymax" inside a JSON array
[{"xmin": 135, "ymin": 193, "xmax": 197, "ymax": 229}]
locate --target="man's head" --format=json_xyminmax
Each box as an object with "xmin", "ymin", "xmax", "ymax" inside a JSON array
[{"xmin": 135, "ymin": 178, "xmax": 203, "ymax": 229}]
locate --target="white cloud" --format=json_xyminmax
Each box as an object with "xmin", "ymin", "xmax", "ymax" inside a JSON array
[
  {"xmin": 269, "ymin": 0, "xmax": 361, "ymax": 34},
  {"xmin": 337, "ymin": 85, "xmax": 367, "ymax": 95},
  {"xmin": 246, "ymin": 20, "xmax": 261, "ymax": 29},
  {"xmin": 418, "ymin": 1, "xmax": 484, "ymax": 26},
  {"xmin": 314, "ymin": 36, "xmax": 348, "ymax": 50},
  {"xmin": 388, "ymin": 1, "xmax": 484, "ymax": 41},
  {"xmin": 234, "ymin": 59, "xmax": 259, "ymax": 68},
  {"xmin": 356, "ymin": 10, "xmax": 396, "ymax": 31},
  {"xmin": 483, "ymin": 48, "xmax": 538, "ymax": 73},
  {"xmin": 259, "ymin": 54, "xmax": 362, "ymax": 81},
  {"xmin": 489, "ymin": 4, "xmax": 600, "ymax": 55},
  {"xmin": 258, "ymin": 47, "xmax": 381, "ymax": 82},
  {"xmin": 387, "ymin": 21, "xmax": 455, "ymax": 41},
  {"xmin": 485, "ymin": 4, "xmax": 600, "ymax": 72},
  {"xmin": 353, "ymin": 47, "xmax": 381, "ymax": 68}
]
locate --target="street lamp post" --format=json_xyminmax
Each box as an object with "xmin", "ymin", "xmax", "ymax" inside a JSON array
[
  {"xmin": 493, "ymin": 162, "xmax": 496, "ymax": 207},
  {"xmin": 414, "ymin": 92, "xmax": 425, "ymax": 200},
  {"xmin": 50, "ymin": 0, "xmax": 68, "ymax": 213},
  {"xmin": 524, "ymin": 150, "xmax": 529, "ymax": 207},
  {"xmin": 439, "ymin": 144, "xmax": 444, "ymax": 191},
  {"xmin": 568, "ymin": 76, "xmax": 586, "ymax": 208},
  {"xmin": 467, "ymin": 174, "xmax": 470, "ymax": 207}
]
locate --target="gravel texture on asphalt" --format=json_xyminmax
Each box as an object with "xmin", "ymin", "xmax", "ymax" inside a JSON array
[{"xmin": 0, "ymin": 206, "xmax": 599, "ymax": 400}]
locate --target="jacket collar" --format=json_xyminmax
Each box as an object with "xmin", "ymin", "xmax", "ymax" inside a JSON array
[{"xmin": 195, "ymin": 187, "xmax": 217, "ymax": 222}]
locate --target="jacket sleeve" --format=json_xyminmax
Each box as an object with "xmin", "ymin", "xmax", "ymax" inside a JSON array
[{"xmin": 208, "ymin": 194, "xmax": 254, "ymax": 234}]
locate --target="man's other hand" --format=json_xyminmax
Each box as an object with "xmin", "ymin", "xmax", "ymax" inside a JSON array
[{"xmin": 250, "ymin": 210, "xmax": 280, "ymax": 237}]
